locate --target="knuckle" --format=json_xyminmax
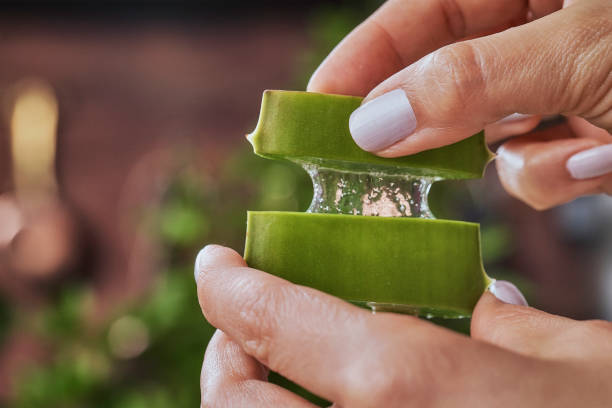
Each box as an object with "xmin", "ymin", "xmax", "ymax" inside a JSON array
[
  {"xmin": 235, "ymin": 284, "xmax": 280, "ymax": 363},
  {"xmin": 363, "ymin": 371, "xmax": 408, "ymax": 407},
  {"xmin": 235, "ymin": 281, "xmax": 296, "ymax": 368},
  {"xmin": 430, "ymin": 43, "xmax": 487, "ymax": 113},
  {"xmin": 339, "ymin": 318, "xmax": 439, "ymax": 408},
  {"xmin": 558, "ymin": 11, "xmax": 612, "ymax": 116},
  {"xmin": 341, "ymin": 361, "xmax": 415, "ymax": 407}
]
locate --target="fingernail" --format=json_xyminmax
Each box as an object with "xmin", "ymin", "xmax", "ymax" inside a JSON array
[
  {"xmin": 495, "ymin": 113, "xmax": 534, "ymax": 124},
  {"xmin": 349, "ymin": 89, "xmax": 417, "ymax": 152},
  {"xmin": 194, "ymin": 246, "xmax": 210, "ymax": 282},
  {"xmin": 566, "ymin": 144, "xmax": 612, "ymax": 180},
  {"xmin": 489, "ymin": 280, "xmax": 528, "ymax": 306}
]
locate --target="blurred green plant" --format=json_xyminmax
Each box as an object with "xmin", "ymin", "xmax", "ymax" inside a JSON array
[{"xmin": 10, "ymin": 145, "xmax": 313, "ymax": 407}]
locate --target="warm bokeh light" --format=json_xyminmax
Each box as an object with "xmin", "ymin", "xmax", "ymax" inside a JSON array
[
  {"xmin": 108, "ymin": 315, "xmax": 150, "ymax": 360},
  {"xmin": 0, "ymin": 195, "xmax": 22, "ymax": 247},
  {"xmin": 9, "ymin": 79, "xmax": 58, "ymax": 200}
]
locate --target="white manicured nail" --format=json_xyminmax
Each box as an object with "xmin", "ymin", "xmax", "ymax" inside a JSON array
[
  {"xmin": 496, "ymin": 113, "xmax": 534, "ymax": 124},
  {"xmin": 566, "ymin": 144, "xmax": 612, "ymax": 180},
  {"xmin": 489, "ymin": 280, "xmax": 528, "ymax": 306},
  {"xmin": 194, "ymin": 247, "xmax": 207, "ymax": 282},
  {"xmin": 349, "ymin": 89, "xmax": 417, "ymax": 152}
]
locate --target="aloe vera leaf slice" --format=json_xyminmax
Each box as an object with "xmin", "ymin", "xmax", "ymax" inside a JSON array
[
  {"xmin": 247, "ymin": 90, "xmax": 493, "ymax": 179},
  {"xmin": 245, "ymin": 211, "xmax": 492, "ymax": 317}
]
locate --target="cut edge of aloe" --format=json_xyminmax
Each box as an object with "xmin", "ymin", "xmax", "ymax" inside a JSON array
[
  {"xmin": 247, "ymin": 90, "xmax": 494, "ymax": 179},
  {"xmin": 245, "ymin": 211, "xmax": 492, "ymax": 318}
]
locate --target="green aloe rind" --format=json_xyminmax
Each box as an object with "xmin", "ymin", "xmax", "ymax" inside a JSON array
[
  {"xmin": 245, "ymin": 211, "xmax": 492, "ymax": 317},
  {"xmin": 247, "ymin": 90, "xmax": 493, "ymax": 179}
]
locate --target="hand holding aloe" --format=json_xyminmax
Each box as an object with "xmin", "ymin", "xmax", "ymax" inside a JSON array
[
  {"xmin": 196, "ymin": 246, "xmax": 612, "ymax": 407},
  {"xmin": 310, "ymin": 0, "xmax": 612, "ymax": 209},
  {"xmin": 197, "ymin": 0, "xmax": 612, "ymax": 405}
]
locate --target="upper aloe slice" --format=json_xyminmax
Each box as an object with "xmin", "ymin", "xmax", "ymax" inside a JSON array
[{"xmin": 248, "ymin": 90, "xmax": 493, "ymax": 179}]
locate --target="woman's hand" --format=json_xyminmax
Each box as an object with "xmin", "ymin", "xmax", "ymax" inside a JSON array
[
  {"xmin": 308, "ymin": 0, "xmax": 612, "ymax": 210},
  {"xmin": 196, "ymin": 245, "xmax": 612, "ymax": 407}
]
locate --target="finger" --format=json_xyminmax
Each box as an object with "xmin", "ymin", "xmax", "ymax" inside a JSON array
[
  {"xmin": 472, "ymin": 282, "xmax": 575, "ymax": 359},
  {"xmin": 348, "ymin": 0, "xmax": 611, "ymax": 155},
  {"xmin": 472, "ymin": 286, "xmax": 612, "ymax": 362},
  {"xmin": 568, "ymin": 116, "xmax": 612, "ymax": 144},
  {"xmin": 495, "ymin": 123, "xmax": 612, "ymax": 209},
  {"xmin": 484, "ymin": 114, "xmax": 542, "ymax": 144},
  {"xmin": 307, "ymin": 0, "xmax": 548, "ymax": 96},
  {"xmin": 195, "ymin": 244, "xmax": 389, "ymax": 403},
  {"xmin": 201, "ymin": 330, "xmax": 317, "ymax": 407}
]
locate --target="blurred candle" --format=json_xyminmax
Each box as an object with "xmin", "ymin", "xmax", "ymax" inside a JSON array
[{"xmin": 10, "ymin": 79, "xmax": 59, "ymax": 204}]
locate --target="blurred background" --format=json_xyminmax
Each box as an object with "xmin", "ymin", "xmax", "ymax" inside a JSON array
[{"xmin": 0, "ymin": 0, "xmax": 610, "ymax": 406}]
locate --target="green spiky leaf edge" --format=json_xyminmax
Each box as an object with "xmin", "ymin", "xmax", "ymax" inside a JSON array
[{"xmin": 248, "ymin": 90, "xmax": 493, "ymax": 179}]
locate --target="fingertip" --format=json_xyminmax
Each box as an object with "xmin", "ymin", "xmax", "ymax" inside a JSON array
[
  {"xmin": 566, "ymin": 144, "xmax": 612, "ymax": 180},
  {"xmin": 471, "ymin": 287, "xmax": 527, "ymax": 340},
  {"xmin": 306, "ymin": 50, "xmax": 374, "ymax": 97},
  {"xmin": 495, "ymin": 132, "xmax": 607, "ymax": 209},
  {"xmin": 306, "ymin": 63, "xmax": 336, "ymax": 94},
  {"xmin": 472, "ymin": 291, "xmax": 509, "ymax": 326},
  {"xmin": 471, "ymin": 281, "xmax": 527, "ymax": 338},
  {"xmin": 305, "ymin": 67, "xmax": 326, "ymax": 94},
  {"xmin": 484, "ymin": 114, "xmax": 542, "ymax": 144},
  {"xmin": 194, "ymin": 245, "xmax": 246, "ymax": 284}
]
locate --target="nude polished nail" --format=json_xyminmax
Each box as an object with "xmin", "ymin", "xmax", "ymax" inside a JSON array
[
  {"xmin": 489, "ymin": 280, "xmax": 528, "ymax": 306},
  {"xmin": 349, "ymin": 89, "xmax": 417, "ymax": 152},
  {"xmin": 566, "ymin": 144, "xmax": 612, "ymax": 180},
  {"xmin": 495, "ymin": 113, "xmax": 534, "ymax": 124}
]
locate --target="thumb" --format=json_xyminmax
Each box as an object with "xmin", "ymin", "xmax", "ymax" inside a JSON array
[
  {"xmin": 471, "ymin": 281, "xmax": 581, "ymax": 360},
  {"xmin": 349, "ymin": 0, "xmax": 612, "ymax": 156}
]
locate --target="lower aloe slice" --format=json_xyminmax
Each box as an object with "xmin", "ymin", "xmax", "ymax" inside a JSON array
[{"xmin": 245, "ymin": 211, "xmax": 491, "ymax": 318}]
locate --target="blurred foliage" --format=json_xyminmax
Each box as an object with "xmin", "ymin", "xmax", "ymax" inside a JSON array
[
  {"xmin": 0, "ymin": 296, "xmax": 9, "ymax": 345},
  {"xmin": 293, "ymin": 0, "xmax": 383, "ymax": 89},
  {"xmin": 11, "ymin": 145, "xmax": 314, "ymax": 407}
]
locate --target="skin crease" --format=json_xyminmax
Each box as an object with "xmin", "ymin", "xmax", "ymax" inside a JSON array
[{"xmin": 198, "ymin": 0, "xmax": 612, "ymax": 406}]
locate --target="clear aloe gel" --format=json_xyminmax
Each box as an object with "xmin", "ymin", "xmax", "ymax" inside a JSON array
[{"xmin": 302, "ymin": 162, "xmax": 436, "ymax": 218}]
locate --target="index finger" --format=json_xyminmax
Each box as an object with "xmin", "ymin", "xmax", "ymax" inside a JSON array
[
  {"xmin": 307, "ymin": 0, "xmax": 535, "ymax": 96},
  {"xmin": 201, "ymin": 330, "xmax": 317, "ymax": 407},
  {"xmin": 194, "ymin": 245, "xmax": 442, "ymax": 405}
]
